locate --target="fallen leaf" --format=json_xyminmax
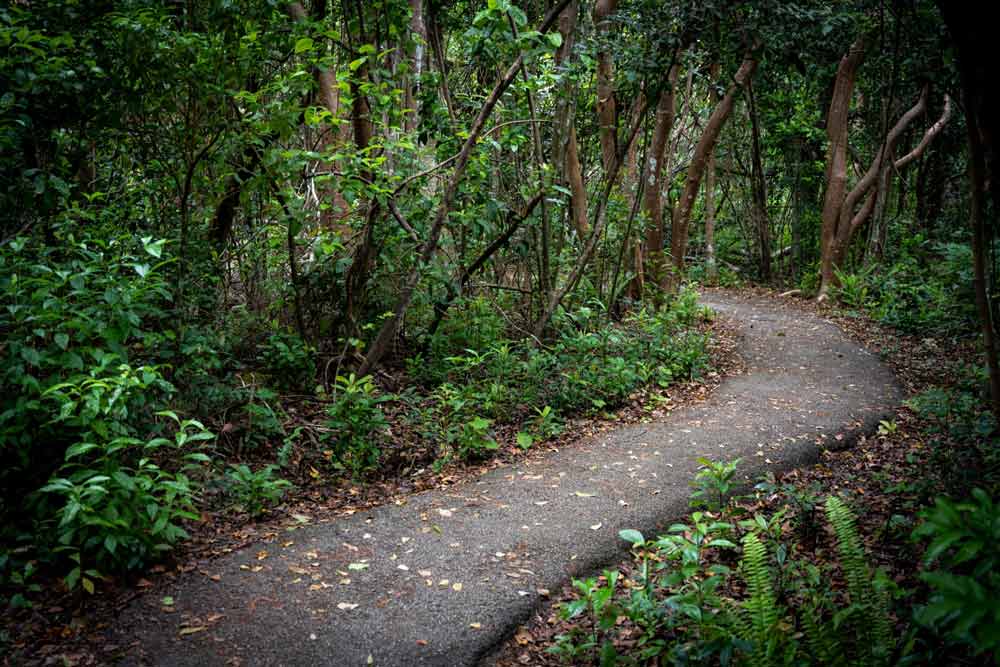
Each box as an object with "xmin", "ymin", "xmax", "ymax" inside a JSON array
[
  {"xmin": 348, "ymin": 562, "xmax": 369, "ymax": 571},
  {"xmin": 452, "ymin": 582, "xmax": 463, "ymax": 591},
  {"xmin": 574, "ymin": 491, "xmax": 596, "ymax": 498},
  {"xmin": 337, "ymin": 603, "xmax": 359, "ymax": 611},
  {"xmin": 179, "ymin": 626, "xmax": 207, "ymax": 636},
  {"xmin": 590, "ymin": 523, "xmax": 602, "ymax": 530},
  {"xmin": 469, "ymin": 622, "xmax": 482, "ymax": 630}
]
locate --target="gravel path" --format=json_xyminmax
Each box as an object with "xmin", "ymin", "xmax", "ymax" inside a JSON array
[{"xmin": 111, "ymin": 291, "xmax": 901, "ymax": 666}]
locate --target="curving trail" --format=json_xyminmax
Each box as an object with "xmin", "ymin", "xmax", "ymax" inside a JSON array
[{"xmin": 111, "ymin": 291, "xmax": 901, "ymax": 666}]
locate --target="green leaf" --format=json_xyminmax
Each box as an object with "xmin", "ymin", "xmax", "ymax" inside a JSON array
[
  {"xmin": 619, "ymin": 529, "xmax": 645, "ymax": 546},
  {"xmin": 54, "ymin": 332, "xmax": 69, "ymax": 350},
  {"xmin": 516, "ymin": 431, "xmax": 534, "ymax": 449},
  {"xmin": 295, "ymin": 37, "xmax": 314, "ymax": 54}
]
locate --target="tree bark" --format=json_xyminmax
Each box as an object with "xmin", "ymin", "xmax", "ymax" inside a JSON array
[
  {"xmin": 747, "ymin": 76, "xmax": 771, "ymax": 281},
  {"xmin": 669, "ymin": 50, "xmax": 758, "ymax": 283},
  {"xmin": 642, "ymin": 61, "xmax": 681, "ymax": 289},
  {"xmin": 593, "ymin": 0, "xmax": 618, "ymax": 172},
  {"xmin": 704, "ymin": 62, "xmax": 720, "ymax": 283},
  {"xmin": 817, "ymin": 38, "xmax": 865, "ymax": 297}
]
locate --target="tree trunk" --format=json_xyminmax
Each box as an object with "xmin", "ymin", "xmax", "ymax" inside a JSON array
[
  {"xmin": 593, "ymin": 0, "xmax": 618, "ymax": 172},
  {"xmin": 747, "ymin": 76, "xmax": 771, "ymax": 281},
  {"xmin": 704, "ymin": 62, "xmax": 720, "ymax": 283},
  {"xmin": 404, "ymin": 0, "xmax": 426, "ymax": 133},
  {"xmin": 819, "ymin": 85, "xmax": 950, "ymax": 296},
  {"xmin": 817, "ymin": 37, "xmax": 865, "ymax": 298},
  {"xmin": 642, "ymin": 62, "xmax": 681, "ymax": 289},
  {"xmin": 552, "ymin": 2, "xmax": 588, "ymax": 241},
  {"xmin": 938, "ymin": 1, "xmax": 1000, "ymax": 423},
  {"xmin": 669, "ymin": 50, "xmax": 758, "ymax": 283}
]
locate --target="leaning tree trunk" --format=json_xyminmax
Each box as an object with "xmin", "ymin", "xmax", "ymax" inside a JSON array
[
  {"xmin": 818, "ymin": 81, "xmax": 950, "ymax": 297},
  {"xmin": 669, "ymin": 49, "xmax": 759, "ymax": 284}
]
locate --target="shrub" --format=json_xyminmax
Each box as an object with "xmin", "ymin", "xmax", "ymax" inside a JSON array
[
  {"xmin": 39, "ymin": 412, "xmax": 213, "ymax": 590},
  {"xmin": 914, "ymin": 489, "xmax": 1000, "ymax": 657},
  {"xmin": 1, "ymin": 227, "xmax": 173, "ymax": 507},
  {"xmin": 257, "ymin": 331, "xmax": 316, "ymax": 392},
  {"xmin": 323, "ymin": 374, "xmax": 390, "ymax": 477},
  {"xmin": 226, "ymin": 464, "xmax": 292, "ymax": 518}
]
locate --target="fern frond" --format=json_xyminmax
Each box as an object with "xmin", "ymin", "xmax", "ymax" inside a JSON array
[
  {"xmin": 740, "ymin": 532, "xmax": 780, "ymax": 667},
  {"xmin": 825, "ymin": 496, "xmax": 896, "ymax": 666},
  {"xmin": 801, "ymin": 597, "xmax": 842, "ymax": 667}
]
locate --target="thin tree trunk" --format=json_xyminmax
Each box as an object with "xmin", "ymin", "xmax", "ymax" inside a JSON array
[
  {"xmin": 552, "ymin": 2, "xmax": 588, "ymax": 240},
  {"xmin": 593, "ymin": 0, "xmax": 618, "ymax": 172},
  {"xmin": 704, "ymin": 62, "xmax": 720, "ymax": 283},
  {"xmin": 404, "ymin": 0, "xmax": 426, "ymax": 133},
  {"xmin": 967, "ymin": 102, "xmax": 1000, "ymax": 422},
  {"xmin": 670, "ymin": 49, "xmax": 758, "ymax": 283},
  {"xmin": 532, "ymin": 98, "xmax": 648, "ymax": 337},
  {"xmin": 642, "ymin": 62, "xmax": 681, "ymax": 290},
  {"xmin": 747, "ymin": 77, "xmax": 771, "ymax": 281}
]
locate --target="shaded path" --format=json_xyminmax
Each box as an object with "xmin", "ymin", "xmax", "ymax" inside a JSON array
[{"xmin": 111, "ymin": 292, "xmax": 901, "ymax": 666}]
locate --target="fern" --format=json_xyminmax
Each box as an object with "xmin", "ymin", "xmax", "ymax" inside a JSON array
[
  {"xmin": 825, "ymin": 496, "xmax": 895, "ymax": 666},
  {"xmin": 801, "ymin": 596, "xmax": 842, "ymax": 667},
  {"xmin": 738, "ymin": 532, "xmax": 781, "ymax": 667}
]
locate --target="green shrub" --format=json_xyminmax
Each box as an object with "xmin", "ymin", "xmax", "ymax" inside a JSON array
[
  {"xmin": 40, "ymin": 412, "xmax": 212, "ymax": 590},
  {"xmin": 226, "ymin": 464, "xmax": 291, "ymax": 518},
  {"xmin": 257, "ymin": 331, "xmax": 316, "ymax": 391},
  {"xmin": 914, "ymin": 489, "xmax": 1000, "ymax": 657},
  {"xmin": 1, "ymin": 227, "xmax": 173, "ymax": 506},
  {"xmin": 323, "ymin": 374, "xmax": 390, "ymax": 477}
]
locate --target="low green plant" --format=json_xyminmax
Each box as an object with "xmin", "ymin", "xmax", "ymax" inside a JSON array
[
  {"xmin": 226, "ymin": 464, "xmax": 291, "ymax": 518},
  {"xmin": 257, "ymin": 331, "xmax": 316, "ymax": 392},
  {"xmin": 690, "ymin": 457, "xmax": 741, "ymax": 512},
  {"xmin": 39, "ymin": 411, "xmax": 213, "ymax": 591},
  {"xmin": 550, "ymin": 570, "xmax": 623, "ymax": 666},
  {"xmin": 833, "ymin": 266, "xmax": 872, "ymax": 310},
  {"xmin": 913, "ymin": 489, "xmax": 1000, "ymax": 657},
  {"xmin": 557, "ymin": 477, "xmax": 905, "ymax": 666},
  {"xmin": 531, "ymin": 405, "xmax": 563, "ymax": 440},
  {"xmin": 456, "ymin": 416, "xmax": 498, "ymax": 459},
  {"xmin": 323, "ymin": 374, "xmax": 390, "ymax": 477}
]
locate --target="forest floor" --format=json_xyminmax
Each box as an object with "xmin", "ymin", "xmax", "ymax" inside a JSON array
[{"xmin": 2, "ymin": 289, "xmax": 915, "ymax": 666}]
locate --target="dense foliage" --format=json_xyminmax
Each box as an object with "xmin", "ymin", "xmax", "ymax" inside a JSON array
[{"xmin": 1, "ymin": 0, "xmax": 997, "ymax": 663}]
